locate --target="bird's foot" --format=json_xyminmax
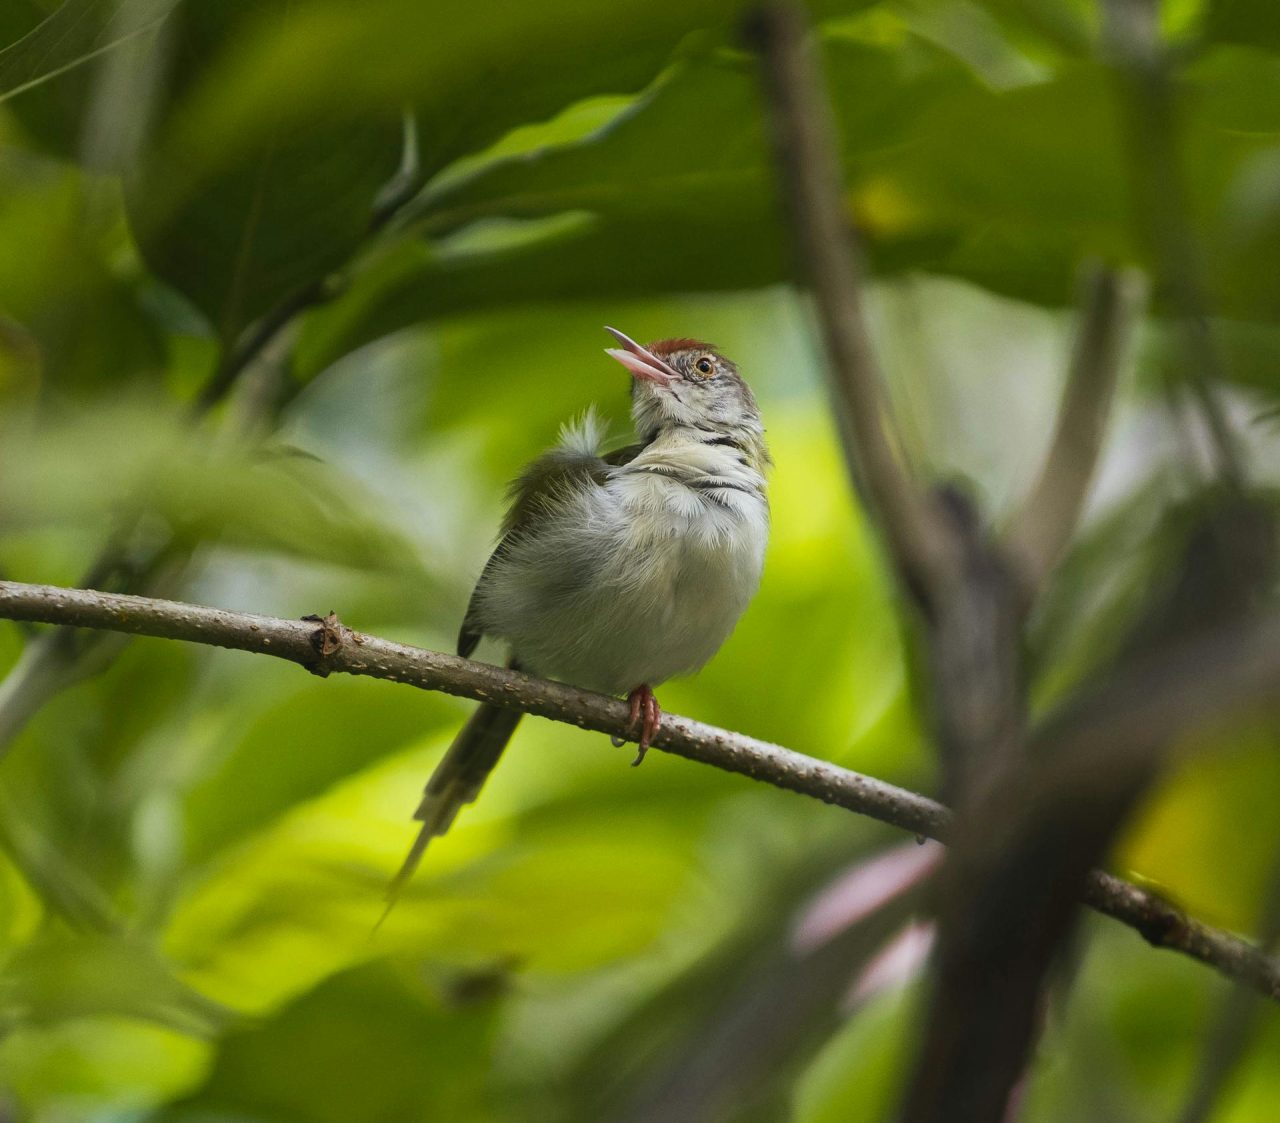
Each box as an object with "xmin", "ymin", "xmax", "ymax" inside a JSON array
[{"xmin": 625, "ymin": 684, "xmax": 662, "ymax": 767}]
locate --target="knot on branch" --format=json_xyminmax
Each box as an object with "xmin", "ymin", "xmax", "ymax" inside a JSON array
[
  {"xmin": 1130, "ymin": 894, "xmax": 1185, "ymax": 949},
  {"xmin": 302, "ymin": 611, "xmax": 345, "ymax": 675}
]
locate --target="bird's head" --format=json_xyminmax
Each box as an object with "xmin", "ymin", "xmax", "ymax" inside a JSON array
[{"xmin": 603, "ymin": 326, "xmax": 765, "ymax": 449}]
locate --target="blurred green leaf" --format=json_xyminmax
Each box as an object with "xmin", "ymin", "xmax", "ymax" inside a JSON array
[
  {"xmin": 128, "ymin": 0, "xmax": 850, "ymax": 348},
  {"xmin": 0, "ymin": 396, "xmax": 426, "ymax": 575},
  {"xmin": 0, "ymin": 639, "xmax": 201, "ymax": 917},
  {"xmin": 156, "ymin": 960, "xmax": 499, "ymax": 1123},
  {"xmin": 300, "ymin": 37, "xmax": 1280, "ymax": 379},
  {"xmin": 182, "ymin": 675, "xmax": 455, "ymax": 869},
  {"xmin": 0, "ymin": 0, "xmax": 176, "ymax": 159},
  {"xmin": 0, "ymin": 792, "xmax": 123, "ymax": 932},
  {"xmin": 296, "ymin": 34, "xmax": 975, "ymax": 374},
  {"xmin": 0, "ymin": 153, "xmax": 164, "ymax": 391},
  {"xmin": 0, "ymin": 0, "xmax": 175, "ymax": 104},
  {"xmin": 792, "ymin": 985, "xmax": 916, "ymax": 1123},
  {"xmin": 964, "ymin": 0, "xmax": 1094, "ymax": 57},
  {"xmin": 0, "ymin": 1016, "xmax": 207, "ymax": 1117},
  {"xmin": 125, "ymin": 2, "xmax": 403, "ymax": 347},
  {"xmin": 1117, "ymin": 723, "xmax": 1280, "ymax": 932},
  {"xmin": 1204, "ymin": 0, "xmax": 1280, "ymax": 52},
  {"xmin": 0, "ymin": 932, "xmax": 231, "ymax": 1036}
]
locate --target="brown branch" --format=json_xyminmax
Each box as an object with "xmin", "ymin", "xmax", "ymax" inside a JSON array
[
  {"xmin": 747, "ymin": 1, "xmax": 954, "ymax": 604},
  {"xmin": 1005, "ymin": 265, "xmax": 1145, "ymax": 596},
  {"xmin": 902, "ymin": 566, "xmax": 1280, "ymax": 1120},
  {"xmin": 902, "ymin": 525, "xmax": 1280, "ymax": 1120},
  {"xmin": 1, "ymin": 578, "xmax": 1278, "ymax": 1003},
  {"xmin": 1174, "ymin": 845, "xmax": 1280, "ymax": 1123}
]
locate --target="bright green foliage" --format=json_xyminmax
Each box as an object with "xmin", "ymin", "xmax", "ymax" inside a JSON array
[{"xmin": 1, "ymin": 0, "xmax": 1279, "ymax": 1120}]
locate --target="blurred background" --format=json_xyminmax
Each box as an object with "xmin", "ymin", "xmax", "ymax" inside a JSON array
[{"xmin": 1, "ymin": 0, "xmax": 1279, "ymax": 1119}]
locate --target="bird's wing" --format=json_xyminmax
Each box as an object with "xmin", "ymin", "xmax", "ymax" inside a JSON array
[
  {"xmin": 456, "ymin": 435, "xmax": 637, "ymax": 658},
  {"xmin": 602, "ymin": 440, "xmax": 645, "ymax": 467}
]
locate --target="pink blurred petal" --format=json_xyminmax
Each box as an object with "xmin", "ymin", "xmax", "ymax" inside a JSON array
[
  {"xmin": 792, "ymin": 841, "xmax": 942, "ymax": 954},
  {"xmin": 845, "ymin": 920, "xmax": 936, "ymax": 1009},
  {"xmin": 1002, "ymin": 1072, "xmax": 1030, "ymax": 1123}
]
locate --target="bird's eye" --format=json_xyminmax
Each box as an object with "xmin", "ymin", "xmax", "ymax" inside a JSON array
[{"xmin": 694, "ymin": 357, "xmax": 714, "ymax": 376}]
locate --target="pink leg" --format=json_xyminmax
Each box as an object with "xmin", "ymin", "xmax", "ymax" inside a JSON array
[{"xmin": 625, "ymin": 684, "xmax": 662, "ymax": 767}]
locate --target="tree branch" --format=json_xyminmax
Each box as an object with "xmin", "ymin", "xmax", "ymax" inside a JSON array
[
  {"xmin": 1174, "ymin": 845, "xmax": 1280, "ymax": 1123},
  {"xmin": 1, "ymin": 579, "xmax": 1277, "ymax": 1003},
  {"xmin": 1005, "ymin": 265, "xmax": 1144, "ymax": 597},
  {"xmin": 747, "ymin": 1, "xmax": 955, "ymax": 604}
]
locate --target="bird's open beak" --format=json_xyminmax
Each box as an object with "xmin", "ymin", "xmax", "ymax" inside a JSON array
[{"xmin": 604, "ymin": 326, "xmax": 679, "ymax": 385}]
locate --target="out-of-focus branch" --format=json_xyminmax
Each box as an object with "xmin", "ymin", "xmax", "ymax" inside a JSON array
[
  {"xmin": 749, "ymin": 0, "xmax": 1018, "ymax": 805},
  {"xmin": 2, "ymin": 579, "xmax": 1279, "ymax": 1003},
  {"xmin": 1005, "ymin": 265, "xmax": 1144, "ymax": 596},
  {"xmin": 1175, "ymin": 847, "xmax": 1280, "ymax": 1123},
  {"xmin": 747, "ymin": 1, "xmax": 954, "ymax": 605},
  {"xmin": 902, "ymin": 565, "xmax": 1280, "ymax": 1121},
  {"xmin": 1085, "ymin": 869, "xmax": 1280, "ymax": 1003},
  {"xmin": 1101, "ymin": 0, "xmax": 1245, "ymax": 488}
]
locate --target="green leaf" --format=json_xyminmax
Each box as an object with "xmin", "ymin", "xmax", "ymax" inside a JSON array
[
  {"xmin": 964, "ymin": 0, "xmax": 1095, "ymax": 57},
  {"xmin": 1204, "ymin": 0, "xmax": 1280, "ymax": 52},
  {"xmin": 0, "ymin": 0, "xmax": 177, "ymax": 157},
  {"xmin": 296, "ymin": 35, "xmax": 977, "ymax": 373},
  {"xmin": 793, "ymin": 986, "xmax": 917, "ymax": 1123},
  {"xmin": 0, "ymin": 0, "xmax": 176, "ymax": 104},
  {"xmin": 181, "ymin": 675, "xmax": 457, "ymax": 869},
  {"xmin": 0, "ymin": 396, "xmax": 426, "ymax": 575},
  {"xmin": 0, "ymin": 932, "xmax": 231, "ymax": 1036},
  {"xmin": 418, "ymin": 37, "xmax": 969, "ymax": 238},
  {"xmin": 299, "ymin": 37, "xmax": 1280, "ymax": 377},
  {"xmin": 124, "ymin": 0, "xmax": 798, "ymax": 347},
  {"xmin": 0, "ymin": 154, "xmax": 165, "ymax": 390},
  {"xmin": 125, "ymin": 3, "xmax": 403, "ymax": 347},
  {"xmin": 154, "ymin": 961, "xmax": 500, "ymax": 1122}
]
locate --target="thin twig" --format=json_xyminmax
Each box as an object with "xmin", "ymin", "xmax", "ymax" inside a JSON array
[
  {"xmin": 1, "ymin": 578, "xmax": 1277, "ymax": 1002},
  {"xmin": 1005, "ymin": 265, "xmax": 1145, "ymax": 596},
  {"xmin": 747, "ymin": 1, "xmax": 954, "ymax": 604}
]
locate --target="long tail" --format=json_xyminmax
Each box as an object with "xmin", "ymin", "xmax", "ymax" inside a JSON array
[{"xmin": 378, "ymin": 698, "xmax": 524, "ymax": 923}]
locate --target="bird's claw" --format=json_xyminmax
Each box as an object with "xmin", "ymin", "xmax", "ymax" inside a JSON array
[{"xmin": 625, "ymin": 684, "xmax": 662, "ymax": 766}]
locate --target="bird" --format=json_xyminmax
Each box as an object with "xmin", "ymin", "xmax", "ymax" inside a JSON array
[{"xmin": 384, "ymin": 326, "xmax": 771, "ymax": 905}]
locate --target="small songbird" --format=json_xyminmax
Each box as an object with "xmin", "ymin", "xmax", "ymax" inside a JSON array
[{"xmin": 387, "ymin": 327, "xmax": 771, "ymax": 898}]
